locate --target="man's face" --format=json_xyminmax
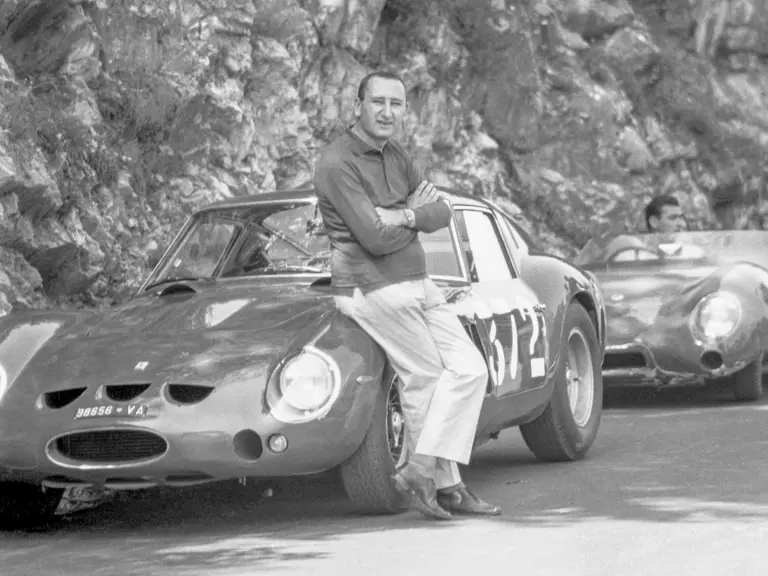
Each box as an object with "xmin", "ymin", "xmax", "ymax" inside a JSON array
[
  {"xmin": 354, "ymin": 77, "xmax": 406, "ymax": 145},
  {"xmin": 650, "ymin": 204, "xmax": 685, "ymax": 233}
]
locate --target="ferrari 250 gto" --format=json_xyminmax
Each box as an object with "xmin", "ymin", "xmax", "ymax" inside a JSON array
[{"xmin": 0, "ymin": 188, "xmax": 606, "ymax": 528}]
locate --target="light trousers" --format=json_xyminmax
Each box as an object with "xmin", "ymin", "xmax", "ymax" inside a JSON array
[{"xmin": 335, "ymin": 277, "xmax": 488, "ymax": 489}]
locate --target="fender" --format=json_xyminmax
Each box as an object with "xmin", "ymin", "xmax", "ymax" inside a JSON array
[
  {"xmin": 519, "ymin": 253, "xmax": 605, "ymax": 363},
  {"xmin": 266, "ymin": 309, "xmax": 389, "ymax": 459},
  {"xmin": 0, "ymin": 312, "xmax": 84, "ymax": 404}
]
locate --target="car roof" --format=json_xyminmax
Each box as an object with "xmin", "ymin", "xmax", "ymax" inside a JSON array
[{"xmin": 194, "ymin": 186, "xmax": 493, "ymax": 215}]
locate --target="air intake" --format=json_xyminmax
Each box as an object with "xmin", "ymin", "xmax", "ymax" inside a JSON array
[
  {"xmin": 105, "ymin": 383, "xmax": 151, "ymax": 401},
  {"xmin": 167, "ymin": 384, "xmax": 214, "ymax": 405},
  {"xmin": 52, "ymin": 430, "xmax": 167, "ymax": 464},
  {"xmin": 44, "ymin": 387, "xmax": 87, "ymax": 409}
]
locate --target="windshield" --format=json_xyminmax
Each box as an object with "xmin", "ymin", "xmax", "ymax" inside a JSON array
[
  {"xmin": 575, "ymin": 230, "xmax": 768, "ymax": 269},
  {"xmin": 147, "ymin": 201, "xmax": 466, "ymax": 284},
  {"xmin": 150, "ymin": 203, "xmax": 332, "ymax": 284}
]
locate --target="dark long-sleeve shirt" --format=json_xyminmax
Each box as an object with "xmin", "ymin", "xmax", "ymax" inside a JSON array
[{"xmin": 314, "ymin": 128, "xmax": 452, "ymax": 294}]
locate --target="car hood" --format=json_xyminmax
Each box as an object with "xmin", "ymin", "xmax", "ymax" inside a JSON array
[
  {"xmin": 593, "ymin": 264, "xmax": 721, "ymax": 344},
  {"xmin": 79, "ymin": 280, "xmax": 332, "ymax": 336},
  {"xmin": 1, "ymin": 280, "xmax": 336, "ymax": 395}
]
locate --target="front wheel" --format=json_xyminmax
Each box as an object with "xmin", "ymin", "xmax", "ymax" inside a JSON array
[
  {"xmin": 0, "ymin": 483, "xmax": 64, "ymax": 531},
  {"xmin": 520, "ymin": 302, "xmax": 603, "ymax": 461},
  {"xmin": 339, "ymin": 374, "xmax": 408, "ymax": 514}
]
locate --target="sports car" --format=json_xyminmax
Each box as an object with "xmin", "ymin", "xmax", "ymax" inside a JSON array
[
  {"xmin": 575, "ymin": 230, "xmax": 768, "ymax": 400},
  {"xmin": 0, "ymin": 188, "xmax": 606, "ymax": 528}
]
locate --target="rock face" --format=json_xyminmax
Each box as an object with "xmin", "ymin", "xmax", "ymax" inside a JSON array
[{"xmin": 0, "ymin": 0, "xmax": 766, "ymax": 312}]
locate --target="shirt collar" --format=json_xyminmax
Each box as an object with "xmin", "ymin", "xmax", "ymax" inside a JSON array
[{"xmin": 346, "ymin": 126, "xmax": 388, "ymax": 156}]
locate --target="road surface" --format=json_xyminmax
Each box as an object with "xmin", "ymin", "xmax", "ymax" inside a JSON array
[{"xmin": 2, "ymin": 385, "xmax": 768, "ymax": 576}]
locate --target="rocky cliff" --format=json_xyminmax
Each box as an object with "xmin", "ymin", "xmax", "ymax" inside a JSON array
[{"xmin": 0, "ymin": 0, "xmax": 766, "ymax": 313}]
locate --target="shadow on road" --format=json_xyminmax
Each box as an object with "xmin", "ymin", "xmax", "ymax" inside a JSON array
[{"xmin": 3, "ymin": 383, "xmax": 768, "ymax": 574}]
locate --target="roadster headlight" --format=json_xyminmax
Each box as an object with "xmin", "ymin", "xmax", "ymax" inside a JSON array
[
  {"xmin": 690, "ymin": 291, "xmax": 742, "ymax": 341},
  {"xmin": 271, "ymin": 346, "xmax": 341, "ymax": 423}
]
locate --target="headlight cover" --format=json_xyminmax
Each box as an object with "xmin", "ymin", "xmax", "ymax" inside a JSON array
[
  {"xmin": 270, "ymin": 346, "xmax": 341, "ymax": 423},
  {"xmin": 690, "ymin": 291, "xmax": 742, "ymax": 342}
]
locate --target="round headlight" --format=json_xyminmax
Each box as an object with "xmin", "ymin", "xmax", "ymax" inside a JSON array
[
  {"xmin": 691, "ymin": 291, "xmax": 741, "ymax": 341},
  {"xmin": 279, "ymin": 351, "xmax": 335, "ymax": 412}
]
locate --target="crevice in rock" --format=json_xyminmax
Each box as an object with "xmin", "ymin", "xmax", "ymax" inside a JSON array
[{"xmin": 25, "ymin": 243, "xmax": 100, "ymax": 298}]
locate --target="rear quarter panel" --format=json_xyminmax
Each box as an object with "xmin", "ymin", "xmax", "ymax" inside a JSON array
[{"xmin": 519, "ymin": 253, "xmax": 605, "ymax": 371}]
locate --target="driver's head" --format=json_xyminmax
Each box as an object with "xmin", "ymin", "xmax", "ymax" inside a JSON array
[{"xmin": 644, "ymin": 195, "xmax": 685, "ymax": 233}]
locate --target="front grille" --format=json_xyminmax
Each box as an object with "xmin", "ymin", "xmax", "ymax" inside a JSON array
[
  {"xmin": 603, "ymin": 352, "xmax": 647, "ymax": 370},
  {"xmin": 44, "ymin": 387, "xmax": 87, "ymax": 408},
  {"xmin": 53, "ymin": 430, "xmax": 167, "ymax": 463},
  {"xmin": 105, "ymin": 383, "xmax": 150, "ymax": 401}
]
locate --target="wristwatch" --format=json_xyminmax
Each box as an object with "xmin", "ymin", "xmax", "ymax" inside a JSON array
[{"xmin": 404, "ymin": 208, "xmax": 416, "ymax": 228}]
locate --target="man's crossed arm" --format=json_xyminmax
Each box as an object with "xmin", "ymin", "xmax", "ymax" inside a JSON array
[
  {"xmin": 315, "ymin": 160, "xmax": 452, "ymax": 256},
  {"xmin": 376, "ymin": 180, "xmax": 452, "ymax": 233}
]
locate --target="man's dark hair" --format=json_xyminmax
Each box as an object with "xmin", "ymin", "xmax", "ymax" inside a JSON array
[
  {"xmin": 357, "ymin": 71, "xmax": 406, "ymax": 101},
  {"xmin": 644, "ymin": 194, "xmax": 680, "ymax": 231}
]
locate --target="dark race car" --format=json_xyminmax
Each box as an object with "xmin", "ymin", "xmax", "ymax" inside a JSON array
[
  {"xmin": 575, "ymin": 230, "xmax": 768, "ymax": 400},
  {"xmin": 0, "ymin": 188, "xmax": 606, "ymax": 528}
]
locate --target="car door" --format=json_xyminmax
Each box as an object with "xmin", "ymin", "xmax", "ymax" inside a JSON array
[{"xmin": 450, "ymin": 206, "xmax": 549, "ymax": 398}]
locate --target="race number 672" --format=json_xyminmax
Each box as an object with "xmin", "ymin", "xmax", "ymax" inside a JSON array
[{"xmin": 489, "ymin": 306, "xmax": 547, "ymax": 390}]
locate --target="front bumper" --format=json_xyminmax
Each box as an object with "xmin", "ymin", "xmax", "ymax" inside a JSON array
[
  {"xmin": 601, "ymin": 342, "xmax": 751, "ymax": 388},
  {"xmin": 0, "ymin": 380, "xmax": 379, "ymax": 490}
]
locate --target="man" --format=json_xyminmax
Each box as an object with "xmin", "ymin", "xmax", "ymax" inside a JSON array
[
  {"xmin": 313, "ymin": 71, "xmax": 501, "ymax": 520},
  {"xmin": 643, "ymin": 193, "xmax": 708, "ymax": 259},
  {"xmin": 644, "ymin": 194, "xmax": 686, "ymax": 233}
]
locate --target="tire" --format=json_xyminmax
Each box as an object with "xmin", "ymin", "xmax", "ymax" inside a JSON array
[
  {"xmin": 339, "ymin": 374, "xmax": 408, "ymax": 514},
  {"xmin": 732, "ymin": 353, "xmax": 763, "ymax": 402},
  {"xmin": 520, "ymin": 302, "xmax": 603, "ymax": 462},
  {"xmin": 0, "ymin": 482, "xmax": 64, "ymax": 531}
]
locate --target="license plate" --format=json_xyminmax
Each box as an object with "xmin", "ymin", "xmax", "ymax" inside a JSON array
[{"xmin": 74, "ymin": 405, "xmax": 149, "ymax": 420}]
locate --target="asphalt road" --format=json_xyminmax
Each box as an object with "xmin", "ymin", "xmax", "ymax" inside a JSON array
[{"xmin": 3, "ymin": 384, "xmax": 768, "ymax": 576}]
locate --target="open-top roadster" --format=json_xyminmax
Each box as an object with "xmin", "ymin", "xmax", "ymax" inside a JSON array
[
  {"xmin": 576, "ymin": 230, "xmax": 768, "ymax": 401},
  {"xmin": 0, "ymin": 188, "xmax": 606, "ymax": 528}
]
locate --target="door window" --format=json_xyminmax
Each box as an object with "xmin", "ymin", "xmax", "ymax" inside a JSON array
[{"xmin": 454, "ymin": 209, "xmax": 515, "ymax": 282}]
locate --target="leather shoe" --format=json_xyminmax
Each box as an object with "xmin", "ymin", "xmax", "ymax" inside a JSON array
[
  {"xmin": 437, "ymin": 487, "xmax": 502, "ymax": 516},
  {"xmin": 392, "ymin": 465, "xmax": 453, "ymax": 521}
]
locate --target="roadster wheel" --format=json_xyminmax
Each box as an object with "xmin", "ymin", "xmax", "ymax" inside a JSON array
[
  {"xmin": 520, "ymin": 302, "xmax": 603, "ymax": 461},
  {"xmin": 339, "ymin": 373, "xmax": 408, "ymax": 514},
  {"xmin": 0, "ymin": 482, "xmax": 64, "ymax": 531},
  {"xmin": 731, "ymin": 353, "xmax": 763, "ymax": 402}
]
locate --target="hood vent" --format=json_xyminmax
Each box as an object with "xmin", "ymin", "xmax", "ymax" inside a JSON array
[
  {"xmin": 105, "ymin": 383, "xmax": 151, "ymax": 401},
  {"xmin": 44, "ymin": 387, "xmax": 87, "ymax": 409},
  {"xmin": 167, "ymin": 384, "xmax": 214, "ymax": 405},
  {"xmin": 158, "ymin": 284, "xmax": 197, "ymax": 297}
]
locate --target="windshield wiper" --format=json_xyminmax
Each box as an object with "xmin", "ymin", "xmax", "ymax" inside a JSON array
[
  {"xmin": 144, "ymin": 276, "xmax": 213, "ymax": 290},
  {"xmin": 256, "ymin": 265, "xmax": 325, "ymax": 274}
]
